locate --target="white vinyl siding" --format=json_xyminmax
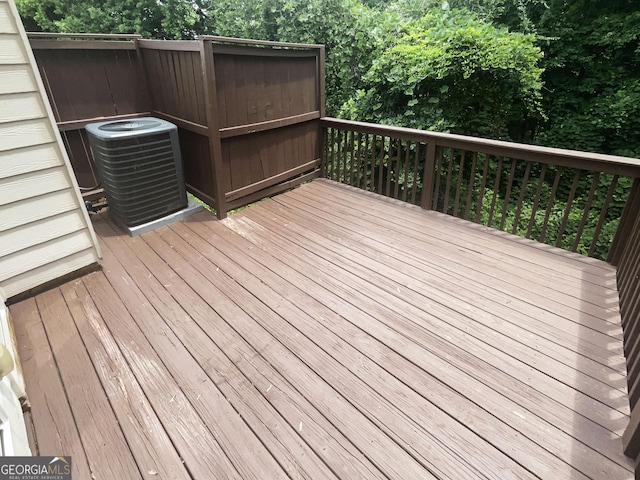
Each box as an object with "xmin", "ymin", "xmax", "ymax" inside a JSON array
[{"xmin": 0, "ymin": 0, "xmax": 101, "ymax": 300}]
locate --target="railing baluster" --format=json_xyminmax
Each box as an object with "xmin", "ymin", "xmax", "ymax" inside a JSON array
[
  {"xmin": 475, "ymin": 153, "xmax": 490, "ymax": 223},
  {"xmin": 401, "ymin": 141, "xmax": 411, "ymax": 202},
  {"xmin": 512, "ymin": 161, "xmax": 532, "ymax": 235},
  {"xmin": 393, "ymin": 140, "xmax": 402, "ymax": 199},
  {"xmin": 334, "ymin": 130, "xmax": 346, "ymax": 182},
  {"xmin": 368, "ymin": 134, "xmax": 376, "ymax": 191},
  {"xmin": 487, "ymin": 156, "xmax": 504, "ymax": 228},
  {"xmin": 377, "ymin": 136, "xmax": 385, "ymax": 194},
  {"xmin": 386, "ymin": 139, "xmax": 394, "ymax": 197},
  {"xmin": 589, "ymin": 175, "xmax": 619, "ymax": 256},
  {"xmin": 356, "ymin": 132, "xmax": 363, "ymax": 188},
  {"xmin": 499, "ymin": 158, "xmax": 517, "ymax": 231},
  {"xmin": 328, "ymin": 127, "xmax": 335, "ymax": 180},
  {"xmin": 539, "ymin": 167, "xmax": 564, "ymax": 244},
  {"xmin": 442, "ymin": 149, "xmax": 455, "ymax": 215},
  {"xmin": 464, "ymin": 152, "xmax": 477, "ymax": 221},
  {"xmin": 526, "ymin": 164, "xmax": 548, "ymax": 239},
  {"xmin": 453, "ymin": 150, "xmax": 465, "ymax": 218},
  {"xmin": 363, "ymin": 133, "xmax": 370, "ymax": 191},
  {"xmin": 432, "ymin": 147, "xmax": 443, "ymax": 210},
  {"xmin": 555, "ymin": 169, "xmax": 582, "ymax": 248},
  {"xmin": 349, "ymin": 130, "xmax": 356, "ymax": 185},
  {"xmin": 573, "ymin": 172, "xmax": 601, "ymax": 252},
  {"xmin": 410, "ymin": 143, "xmax": 421, "ymax": 205}
]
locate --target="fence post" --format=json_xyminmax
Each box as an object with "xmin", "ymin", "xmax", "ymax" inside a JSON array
[
  {"xmin": 200, "ymin": 38, "xmax": 228, "ymax": 219},
  {"xmin": 608, "ymin": 177, "xmax": 640, "ymax": 265},
  {"xmin": 420, "ymin": 142, "xmax": 437, "ymax": 210}
]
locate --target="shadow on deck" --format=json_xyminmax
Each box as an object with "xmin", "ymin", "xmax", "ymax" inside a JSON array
[{"xmin": 9, "ymin": 179, "xmax": 633, "ymax": 479}]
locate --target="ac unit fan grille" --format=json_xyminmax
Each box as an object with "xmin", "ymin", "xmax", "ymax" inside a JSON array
[{"xmin": 88, "ymin": 130, "xmax": 187, "ymax": 227}]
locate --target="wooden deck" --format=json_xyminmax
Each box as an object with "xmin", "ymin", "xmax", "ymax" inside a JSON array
[{"xmin": 9, "ymin": 179, "xmax": 633, "ymax": 479}]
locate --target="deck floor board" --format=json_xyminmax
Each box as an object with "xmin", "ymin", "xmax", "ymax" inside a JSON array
[{"xmin": 9, "ymin": 179, "xmax": 633, "ymax": 479}]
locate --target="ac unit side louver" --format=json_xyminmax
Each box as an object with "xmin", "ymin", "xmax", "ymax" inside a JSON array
[{"xmin": 86, "ymin": 118, "xmax": 188, "ymax": 227}]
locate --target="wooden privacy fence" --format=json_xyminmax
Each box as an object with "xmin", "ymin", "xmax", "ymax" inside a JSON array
[{"xmin": 29, "ymin": 33, "xmax": 325, "ymax": 218}]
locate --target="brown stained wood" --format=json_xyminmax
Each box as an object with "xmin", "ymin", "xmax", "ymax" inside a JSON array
[
  {"xmin": 233, "ymin": 203, "xmax": 630, "ymax": 477},
  {"xmin": 410, "ymin": 142, "xmax": 421, "ymax": 204},
  {"xmin": 93, "ymin": 222, "xmax": 348, "ymax": 480},
  {"xmin": 302, "ymin": 181, "xmax": 621, "ymax": 315},
  {"xmin": 400, "ymin": 141, "xmax": 410, "ymax": 202},
  {"xmin": 526, "ymin": 164, "xmax": 548, "ymax": 239},
  {"xmin": 610, "ymin": 178, "xmax": 640, "ymax": 266},
  {"xmin": 377, "ymin": 136, "xmax": 385, "ymax": 194},
  {"xmin": 512, "ymin": 161, "xmax": 532, "ymax": 235},
  {"xmin": 364, "ymin": 133, "xmax": 371, "ymax": 192},
  {"xmin": 385, "ymin": 137, "xmax": 394, "ymax": 196},
  {"xmin": 464, "ymin": 152, "xmax": 477, "ymax": 221},
  {"xmin": 59, "ymin": 282, "xmax": 192, "ymax": 480},
  {"xmin": 56, "ymin": 112, "xmax": 151, "ymax": 132},
  {"xmin": 590, "ymin": 175, "xmax": 620, "ymax": 256},
  {"xmin": 556, "ymin": 169, "xmax": 583, "ymax": 247},
  {"xmin": 180, "ymin": 217, "xmax": 597, "ymax": 480},
  {"xmin": 142, "ymin": 233, "xmax": 439, "ymax": 480},
  {"xmin": 219, "ymin": 111, "xmax": 320, "ymax": 138},
  {"xmin": 349, "ymin": 130, "xmax": 356, "ymax": 187},
  {"xmin": 475, "ymin": 152, "xmax": 490, "ymax": 223},
  {"xmin": 421, "ymin": 142, "xmax": 436, "ymax": 210},
  {"xmin": 432, "ymin": 146, "xmax": 443, "ymax": 210},
  {"xmin": 499, "ymin": 158, "xmax": 517, "ymax": 230},
  {"xmin": 154, "ymin": 226, "xmax": 519, "ymax": 480},
  {"xmin": 12, "ymin": 180, "xmax": 635, "ymax": 480},
  {"xmin": 29, "ymin": 39, "xmax": 137, "ymax": 50},
  {"xmin": 356, "ymin": 132, "xmax": 363, "ymax": 190},
  {"xmin": 80, "ymin": 270, "xmax": 245, "ymax": 480},
  {"xmin": 321, "ymin": 118, "xmax": 640, "ymax": 178},
  {"xmin": 540, "ymin": 167, "xmax": 565, "ymax": 244},
  {"xmin": 9, "ymin": 299, "xmax": 92, "ymax": 480},
  {"xmin": 452, "ymin": 150, "xmax": 465, "ymax": 217},
  {"xmin": 441, "ymin": 149, "xmax": 455, "ymax": 214},
  {"xmin": 266, "ymin": 192, "xmax": 628, "ymax": 404},
  {"xmin": 34, "ymin": 289, "xmax": 142, "ymax": 479},
  {"xmin": 265, "ymin": 190, "xmax": 621, "ymax": 363},
  {"xmin": 487, "ymin": 156, "xmax": 504, "ymax": 227},
  {"xmin": 393, "ymin": 140, "xmax": 402, "ymax": 200},
  {"xmin": 225, "ymin": 159, "xmax": 319, "ymax": 201},
  {"xmin": 119, "ymin": 227, "xmax": 387, "ymax": 480}
]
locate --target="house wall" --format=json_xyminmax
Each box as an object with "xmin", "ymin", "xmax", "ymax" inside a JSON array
[{"xmin": 0, "ymin": 0, "xmax": 101, "ymax": 300}]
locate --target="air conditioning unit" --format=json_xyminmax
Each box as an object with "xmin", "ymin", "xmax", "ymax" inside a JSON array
[{"xmin": 86, "ymin": 117, "xmax": 188, "ymax": 228}]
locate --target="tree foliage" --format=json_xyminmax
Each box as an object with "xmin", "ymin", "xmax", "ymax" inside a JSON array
[
  {"xmin": 340, "ymin": 7, "xmax": 544, "ymax": 140},
  {"xmin": 16, "ymin": 0, "xmax": 211, "ymax": 39}
]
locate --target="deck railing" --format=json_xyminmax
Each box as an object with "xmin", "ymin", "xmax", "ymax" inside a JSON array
[
  {"xmin": 321, "ymin": 118, "xmax": 640, "ymax": 263},
  {"xmin": 321, "ymin": 116, "xmax": 640, "ymax": 474}
]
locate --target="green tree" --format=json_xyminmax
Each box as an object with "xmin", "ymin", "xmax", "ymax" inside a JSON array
[
  {"xmin": 535, "ymin": 0, "xmax": 640, "ymax": 157},
  {"xmin": 341, "ymin": 7, "xmax": 544, "ymax": 140},
  {"xmin": 16, "ymin": 0, "xmax": 211, "ymax": 39}
]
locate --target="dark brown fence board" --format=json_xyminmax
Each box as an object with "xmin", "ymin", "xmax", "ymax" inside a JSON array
[{"xmin": 30, "ymin": 34, "xmax": 325, "ymax": 217}]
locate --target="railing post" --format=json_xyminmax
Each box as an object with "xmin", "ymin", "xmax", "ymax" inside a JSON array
[
  {"xmin": 608, "ymin": 177, "xmax": 640, "ymax": 265},
  {"xmin": 420, "ymin": 142, "xmax": 437, "ymax": 210}
]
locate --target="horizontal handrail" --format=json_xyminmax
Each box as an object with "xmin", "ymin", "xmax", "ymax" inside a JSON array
[{"xmin": 321, "ymin": 118, "xmax": 640, "ymax": 177}]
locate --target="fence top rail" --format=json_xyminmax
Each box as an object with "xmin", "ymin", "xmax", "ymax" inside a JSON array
[
  {"xmin": 27, "ymin": 32, "xmax": 142, "ymax": 40},
  {"xmin": 322, "ymin": 117, "xmax": 640, "ymax": 177},
  {"xmin": 136, "ymin": 39, "xmax": 200, "ymax": 51},
  {"xmin": 200, "ymin": 35, "xmax": 323, "ymax": 50}
]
